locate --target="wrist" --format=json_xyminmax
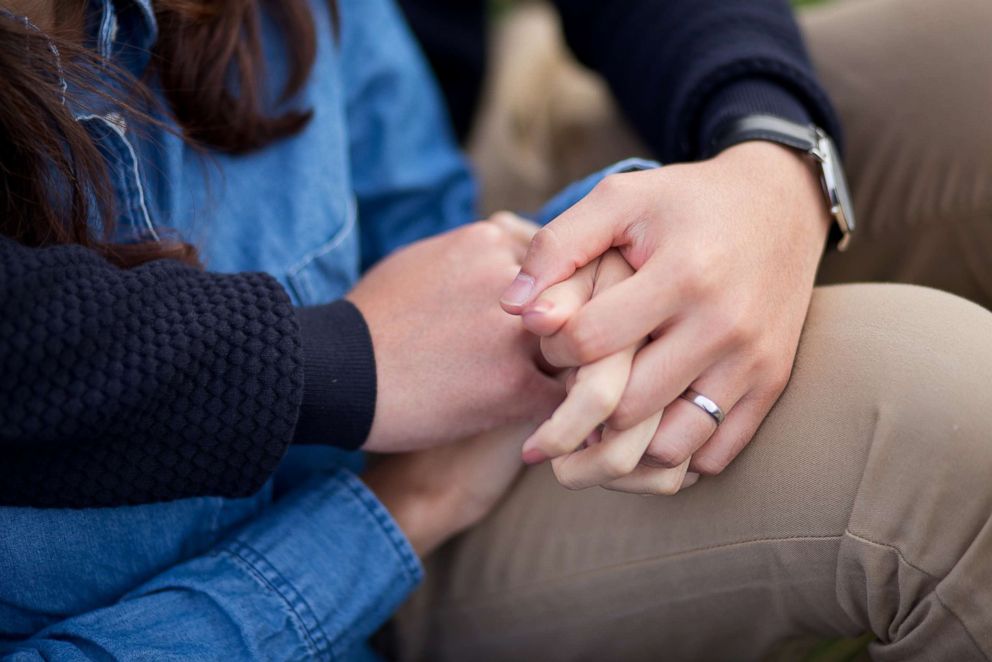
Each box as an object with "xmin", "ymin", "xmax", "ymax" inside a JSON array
[
  {"xmin": 717, "ymin": 140, "xmax": 832, "ymax": 245},
  {"xmin": 361, "ymin": 463, "xmax": 465, "ymax": 559}
]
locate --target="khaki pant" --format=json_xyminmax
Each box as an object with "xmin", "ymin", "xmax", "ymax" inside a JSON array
[{"xmin": 397, "ymin": 0, "xmax": 992, "ymax": 659}]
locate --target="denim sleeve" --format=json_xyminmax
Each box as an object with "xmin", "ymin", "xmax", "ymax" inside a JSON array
[
  {"xmin": 2, "ymin": 470, "xmax": 422, "ymax": 662},
  {"xmin": 339, "ymin": 0, "xmax": 478, "ymax": 271}
]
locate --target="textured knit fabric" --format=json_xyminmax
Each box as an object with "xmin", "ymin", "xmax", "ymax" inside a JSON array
[
  {"xmin": 0, "ymin": 237, "xmax": 304, "ymax": 507},
  {"xmin": 400, "ymin": 0, "xmax": 841, "ymax": 160},
  {"xmin": 294, "ymin": 303, "xmax": 377, "ymax": 449},
  {"xmin": 0, "ymin": 0, "xmax": 476, "ymax": 507}
]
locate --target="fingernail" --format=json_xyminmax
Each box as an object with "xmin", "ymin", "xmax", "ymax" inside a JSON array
[
  {"xmin": 682, "ymin": 472, "xmax": 701, "ymax": 488},
  {"xmin": 522, "ymin": 300, "xmax": 554, "ymax": 327},
  {"xmin": 501, "ymin": 272, "xmax": 536, "ymax": 307},
  {"xmin": 521, "ymin": 446, "xmax": 549, "ymax": 465},
  {"xmin": 520, "ymin": 437, "xmax": 548, "ymax": 464},
  {"xmin": 525, "ymin": 299, "xmax": 554, "ymax": 315}
]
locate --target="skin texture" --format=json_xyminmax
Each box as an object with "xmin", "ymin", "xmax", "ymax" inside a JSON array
[
  {"xmin": 362, "ymin": 423, "xmax": 531, "ymax": 558},
  {"xmin": 348, "ymin": 222, "xmax": 564, "ymax": 454},
  {"xmin": 501, "ymin": 141, "xmax": 831, "ymax": 487}
]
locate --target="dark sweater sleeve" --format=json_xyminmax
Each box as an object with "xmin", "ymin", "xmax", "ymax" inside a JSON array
[
  {"xmin": 553, "ymin": 0, "xmax": 842, "ymax": 161},
  {"xmin": 0, "ymin": 237, "xmax": 375, "ymax": 508}
]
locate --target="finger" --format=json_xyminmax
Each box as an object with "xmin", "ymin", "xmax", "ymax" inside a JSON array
[
  {"xmin": 591, "ymin": 249, "xmax": 636, "ymax": 296},
  {"xmin": 550, "ymin": 410, "xmax": 661, "ymax": 490},
  {"xmin": 520, "ymin": 343, "xmax": 637, "ymax": 464},
  {"xmin": 521, "ymin": 259, "xmax": 598, "ymax": 337},
  {"xmin": 523, "ymin": 249, "xmax": 632, "ymax": 338},
  {"xmin": 689, "ymin": 391, "xmax": 774, "ymax": 476},
  {"xmin": 608, "ymin": 320, "xmax": 724, "ymax": 430},
  {"xmin": 641, "ymin": 369, "xmax": 748, "ymax": 468},
  {"xmin": 539, "ymin": 263, "xmax": 680, "ymax": 367},
  {"xmin": 602, "ymin": 459, "xmax": 696, "ymax": 496},
  {"xmin": 489, "ymin": 211, "xmax": 539, "ymax": 244},
  {"xmin": 500, "ymin": 185, "xmax": 633, "ymax": 313}
]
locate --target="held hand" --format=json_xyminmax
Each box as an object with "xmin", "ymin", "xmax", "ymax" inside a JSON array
[
  {"xmin": 519, "ymin": 249, "xmax": 699, "ymax": 495},
  {"xmin": 349, "ymin": 222, "xmax": 563, "ymax": 454},
  {"xmin": 362, "ymin": 423, "xmax": 531, "ymax": 558},
  {"xmin": 502, "ymin": 142, "xmax": 830, "ymax": 476}
]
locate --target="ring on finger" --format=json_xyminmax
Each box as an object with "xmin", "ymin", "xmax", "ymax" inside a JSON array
[{"xmin": 679, "ymin": 388, "xmax": 725, "ymax": 426}]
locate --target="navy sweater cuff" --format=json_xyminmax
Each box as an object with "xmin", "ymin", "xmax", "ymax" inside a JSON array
[
  {"xmin": 697, "ymin": 78, "xmax": 815, "ymax": 158},
  {"xmin": 293, "ymin": 300, "xmax": 377, "ymax": 450}
]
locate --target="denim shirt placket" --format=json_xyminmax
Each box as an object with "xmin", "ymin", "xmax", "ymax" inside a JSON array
[{"xmin": 70, "ymin": 0, "xmax": 160, "ymax": 243}]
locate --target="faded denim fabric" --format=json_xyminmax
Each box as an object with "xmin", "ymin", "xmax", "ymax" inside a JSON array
[
  {"xmin": 1, "ymin": 0, "xmax": 448, "ymax": 659},
  {"xmin": 0, "ymin": 0, "xmax": 655, "ymax": 658}
]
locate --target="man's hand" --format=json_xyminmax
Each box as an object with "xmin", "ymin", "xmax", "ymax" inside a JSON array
[
  {"xmin": 501, "ymin": 142, "xmax": 830, "ymax": 476},
  {"xmin": 349, "ymin": 222, "xmax": 562, "ymax": 453}
]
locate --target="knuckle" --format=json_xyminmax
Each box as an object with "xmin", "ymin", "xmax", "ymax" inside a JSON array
[
  {"xmin": 601, "ymin": 448, "xmax": 639, "ymax": 479},
  {"xmin": 693, "ymin": 454, "xmax": 729, "ymax": 477},
  {"xmin": 529, "ymin": 226, "xmax": 560, "ymax": 256},
  {"xmin": 768, "ymin": 365, "xmax": 792, "ymax": 395},
  {"xmin": 542, "ymin": 435, "xmax": 575, "ymax": 458},
  {"xmin": 651, "ymin": 476, "xmax": 682, "ymax": 496},
  {"xmin": 463, "ymin": 221, "xmax": 502, "ymax": 245},
  {"xmin": 645, "ymin": 442, "xmax": 690, "ymax": 469},
  {"xmin": 564, "ymin": 316, "xmax": 607, "ymax": 364},
  {"xmin": 750, "ymin": 353, "xmax": 792, "ymax": 395},
  {"xmin": 593, "ymin": 173, "xmax": 626, "ymax": 199},
  {"xmin": 608, "ymin": 398, "xmax": 641, "ymax": 430},
  {"xmin": 552, "ymin": 465, "xmax": 585, "ymax": 491},
  {"xmin": 713, "ymin": 307, "xmax": 756, "ymax": 349},
  {"xmin": 586, "ymin": 384, "xmax": 622, "ymax": 419}
]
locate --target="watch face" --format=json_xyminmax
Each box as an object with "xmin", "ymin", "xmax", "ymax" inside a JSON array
[{"xmin": 820, "ymin": 135, "xmax": 856, "ymax": 235}]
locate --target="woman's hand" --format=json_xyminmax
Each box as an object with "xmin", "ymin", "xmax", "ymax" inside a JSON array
[
  {"xmin": 514, "ymin": 248, "xmax": 698, "ymax": 495},
  {"xmin": 501, "ymin": 142, "xmax": 830, "ymax": 476},
  {"xmin": 362, "ymin": 423, "xmax": 531, "ymax": 558},
  {"xmin": 348, "ymin": 222, "xmax": 563, "ymax": 454}
]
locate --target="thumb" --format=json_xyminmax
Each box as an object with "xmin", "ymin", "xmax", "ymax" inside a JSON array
[{"xmin": 499, "ymin": 194, "xmax": 622, "ymax": 314}]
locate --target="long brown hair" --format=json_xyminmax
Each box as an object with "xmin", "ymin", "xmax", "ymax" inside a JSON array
[{"xmin": 0, "ymin": 0, "xmax": 337, "ymax": 268}]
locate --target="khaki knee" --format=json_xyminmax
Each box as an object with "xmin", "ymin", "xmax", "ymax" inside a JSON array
[{"xmin": 803, "ymin": 284, "xmax": 992, "ymax": 576}]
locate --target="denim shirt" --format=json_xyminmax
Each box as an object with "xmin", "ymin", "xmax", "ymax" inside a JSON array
[
  {"xmin": 0, "ymin": 0, "xmax": 658, "ymax": 658},
  {"xmin": 0, "ymin": 0, "xmax": 468, "ymax": 659}
]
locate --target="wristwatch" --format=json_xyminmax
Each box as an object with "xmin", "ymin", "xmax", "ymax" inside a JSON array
[{"xmin": 709, "ymin": 114, "xmax": 856, "ymax": 251}]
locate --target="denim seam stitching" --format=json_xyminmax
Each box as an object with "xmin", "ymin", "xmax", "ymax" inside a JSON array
[
  {"xmin": 76, "ymin": 114, "xmax": 160, "ymax": 242},
  {"xmin": 339, "ymin": 472, "xmax": 423, "ymax": 583},
  {"xmin": 320, "ymin": 472, "xmax": 422, "ymax": 659},
  {"xmin": 286, "ymin": 196, "xmax": 357, "ymax": 279},
  {"xmin": 222, "ymin": 541, "xmax": 332, "ymax": 660}
]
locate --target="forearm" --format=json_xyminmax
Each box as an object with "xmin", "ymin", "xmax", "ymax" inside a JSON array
[
  {"xmin": 554, "ymin": 0, "xmax": 841, "ymax": 161},
  {"xmin": 1, "ymin": 470, "xmax": 421, "ymax": 662},
  {"xmin": 0, "ymin": 237, "xmax": 376, "ymax": 507}
]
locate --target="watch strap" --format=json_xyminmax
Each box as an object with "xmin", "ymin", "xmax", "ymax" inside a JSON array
[
  {"xmin": 708, "ymin": 115, "xmax": 818, "ymax": 157},
  {"xmin": 706, "ymin": 114, "xmax": 855, "ymax": 251}
]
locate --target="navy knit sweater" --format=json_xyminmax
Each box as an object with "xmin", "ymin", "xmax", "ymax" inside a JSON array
[
  {"xmin": 399, "ymin": 0, "xmax": 841, "ymax": 156},
  {"xmin": 1, "ymin": 0, "xmax": 838, "ymax": 508}
]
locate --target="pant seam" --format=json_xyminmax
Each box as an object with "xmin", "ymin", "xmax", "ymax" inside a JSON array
[
  {"xmin": 933, "ymin": 590, "xmax": 992, "ymax": 662},
  {"xmin": 843, "ymin": 529, "xmax": 937, "ymax": 579},
  {"xmin": 843, "ymin": 529, "xmax": 990, "ymax": 660}
]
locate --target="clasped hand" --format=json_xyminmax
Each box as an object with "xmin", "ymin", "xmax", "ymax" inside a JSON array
[{"xmin": 499, "ymin": 142, "xmax": 831, "ymax": 494}]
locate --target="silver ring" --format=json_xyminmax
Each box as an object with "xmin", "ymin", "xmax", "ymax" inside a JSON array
[{"xmin": 680, "ymin": 389, "xmax": 725, "ymax": 426}]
